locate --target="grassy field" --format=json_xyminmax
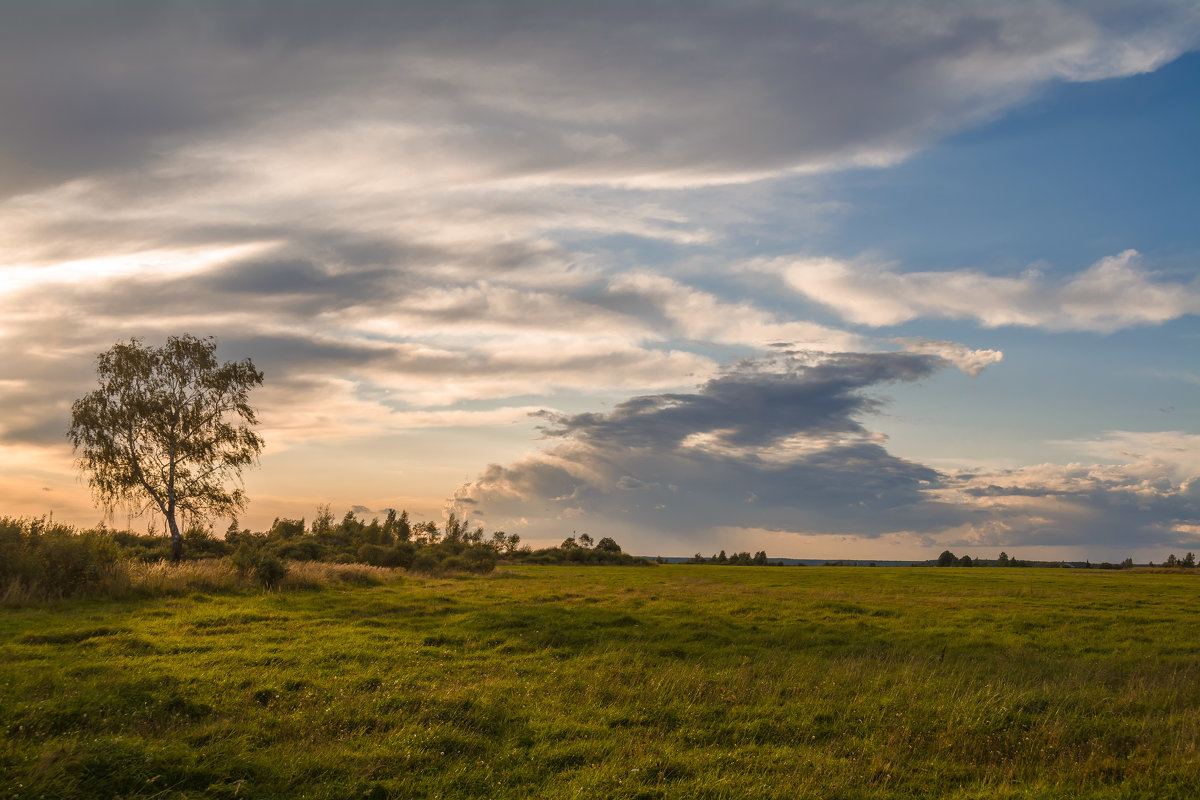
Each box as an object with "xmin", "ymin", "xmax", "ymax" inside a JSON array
[{"xmin": 3, "ymin": 565, "xmax": 1199, "ymax": 799}]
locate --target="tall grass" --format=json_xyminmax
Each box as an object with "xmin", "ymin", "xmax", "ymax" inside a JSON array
[
  {"xmin": 2, "ymin": 551, "xmax": 401, "ymax": 605},
  {"xmin": 118, "ymin": 558, "xmax": 395, "ymax": 595},
  {"xmin": 0, "ymin": 516, "xmax": 405, "ymax": 604}
]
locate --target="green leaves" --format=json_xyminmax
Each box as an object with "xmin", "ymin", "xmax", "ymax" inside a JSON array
[{"xmin": 69, "ymin": 335, "xmax": 264, "ymax": 557}]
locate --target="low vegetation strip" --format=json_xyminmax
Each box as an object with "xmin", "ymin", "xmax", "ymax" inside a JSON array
[
  {"xmin": 2, "ymin": 566, "xmax": 1199, "ymax": 798},
  {"xmin": 1, "ymin": 515, "xmax": 652, "ymax": 603}
]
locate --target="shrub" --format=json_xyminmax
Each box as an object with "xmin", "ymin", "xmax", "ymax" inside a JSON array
[
  {"xmin": 183, "ymin": 526, "xmax": 231, "ymax": 559},
  {"xmin": 440, "ymin": 555, "xmax": 468, "ymax": 573},
  {"xmin": 254, "ymin": 553, "xmax": 287, "ymax": 588},
  {"xmin": 410, "ymin": 552, "xmax": 441, "ymax": 574},
  {"xmin": 0, "ymin": 517, "xmax": 37, "ymax": 586},
  {"xmin": 110, "ymin": 530, "xmax": 172, "ymax": 562},
  {"xmin": 461, "ymin": 546, "xmax": 497, "ymax": 574},
  {"xmin": 272, "ymin": 537, "xmax": 325, "ymax": 562},
  {"xmin": 391, "ymin": 542, "xmax": 416, "ymax": 570},
  {"xmin": 358, "ymin": 542, "xmax": 415, "ymax": 569},
  {"xmin": 232, "ymin": 543, "xmax": 288, "ymax": 589},
  {"xmin": 358, "ymin": 544, "xmax": 388, "ymax": 566},
  {"xmin": 39, "ymin": 528, "xmax": 123, "ymax": 588},
  {"xmin": 1, "ymin": 517, "xmax": 124, "ymax": 600},
  {"xmin": 268, "ymin": 517, "xmax": 306, "ymax": 540}
]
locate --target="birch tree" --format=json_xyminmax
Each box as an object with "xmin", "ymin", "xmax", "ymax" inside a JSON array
[{"xmin": 69, "ymin": 335, "xmax": 264, "ymax": 562}]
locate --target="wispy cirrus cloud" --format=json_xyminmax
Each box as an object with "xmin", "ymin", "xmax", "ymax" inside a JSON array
[{"xmin": 768, "ymin": 250, "xmax": 1200, "ymax": 332}]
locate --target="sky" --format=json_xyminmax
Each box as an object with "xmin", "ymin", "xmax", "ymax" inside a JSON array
[{"xmin": 1, "ymin": 0, "xmax": 1197, "ymax": 562}]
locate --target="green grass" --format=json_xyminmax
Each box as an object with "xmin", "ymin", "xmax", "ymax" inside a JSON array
[{"xmin": 3, "ymin": 566, "xmax": 1199, "ymax": 798}]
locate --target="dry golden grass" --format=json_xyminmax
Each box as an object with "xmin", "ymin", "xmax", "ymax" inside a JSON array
[{"xmin": 2, "ymin": 557, "xmax": 403, "ymax": 604}]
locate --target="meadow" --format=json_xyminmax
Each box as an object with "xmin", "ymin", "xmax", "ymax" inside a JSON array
[{"xmin": 3, "ymin": 565, "xmax": 1199, "ymax": 799}]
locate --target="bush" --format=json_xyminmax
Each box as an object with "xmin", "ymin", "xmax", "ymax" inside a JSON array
[
  {"xmin": 232, "ymin": 543, "xmax": 288, "ymax": 589},
  {"xmin": 110, "ymin": 530, "xmax": 172, "ymax": 562},
  {"xmin": 439, "ymin": 555, "xmax": 468, "ymax": 573},
  {"xmin": 391, "ymin": 542, "xmax": 416, "ymax": 570},
  {"xmin": 1, "ymin": 517, "xmax": 124, "ymax": 599},
  {"xmin": 183, "ymin": 526, "xmax": 231, "ymax": 559},
  {"xmin": 508, "ymin": 540, "xmax": 652, "ymax": 566},
  {"xmin": 358, "ymin": 542, "xmax": 415, "ymax": 569},
  {"xmin": 0, "ymin": 517, "xmax": 37, "ymax": 586},
  {"xmin": 267, "ymin": 517, "xmax": 306, "ymax": 540},
  {"xmin": 358, "ymin": 544, "xmax": 388, "ymax": 566},
  {"xmin": 460, "ymin": 547, "xmax": 496, "ymax": 574},
  {"xmin": 410, "ymin": 552, "xmax": 441, "ymax": 574},
  {"xmin": 272, "ymin": 537, "xmax": 325, "ymax": 562},
  {"xmin": 253, "ymin": 553, "xmax": 287, "ymax": 588}
]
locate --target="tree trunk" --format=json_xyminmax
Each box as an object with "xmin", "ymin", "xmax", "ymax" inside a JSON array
[{"xmin": 166, "ymin": 509, "xmax": 183, "ymax": 563}]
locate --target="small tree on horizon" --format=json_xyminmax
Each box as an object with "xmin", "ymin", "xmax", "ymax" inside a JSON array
[
  {"xmin": 68, "ymin": 335, "xmax": 264, "ymax": 563},
  {"xmin": 592, "ymin": 537, "xmax": 622, "ymax": 554}
]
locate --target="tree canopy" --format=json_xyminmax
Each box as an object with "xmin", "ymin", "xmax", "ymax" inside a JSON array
[{"xmin": 68, "ymin": 335, "xmax": 264, "ymax": 562}]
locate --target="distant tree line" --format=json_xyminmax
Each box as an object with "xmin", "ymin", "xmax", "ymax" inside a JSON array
[
  {"xmin": 686, "ymin": 550, "xmax": 781, "ymax": 566},
  {"xmin": 202, "ymin": 510, "xmax": 646, "ymax": 572},
  {"xmin": 936, "ymin": 550, "xmax": 1139, "ymax": 569},
  {"xmin": 1153, "ymin": 552, "xmax": 1196, "ymax": 568},
  {"xmin": 220, "ymin": 508, "xmax": 511, "ymax": 580},
  {"xmin": 517, "ymin": 533, "xmax": 652, "ymax": 566}
]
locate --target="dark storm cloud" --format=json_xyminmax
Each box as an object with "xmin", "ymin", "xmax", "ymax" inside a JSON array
[
  {"xmin": 538, "ymin": 352, "xmax": 942, "ymax": 450},
  {"xmin": 454, "ymin": 353, "xmax": 959, "ymax": 537}
]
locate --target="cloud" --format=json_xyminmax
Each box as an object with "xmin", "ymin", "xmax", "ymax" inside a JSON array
[
  {"xmin": 2, "ymin": 2, "xmax": 1195, "ymax": 199},
  {"xmin": 604, "ymin": 273, "xmax": 865, "ymax": 352},
  {"xmin": 922, "ymin": 432, "xmax": 1200, "ymax": 552},
  {"xmin": 938, "ymin": 470, "xmax": 1198, "ymax": 553},
  {"xmin": 895, "ymin": 339, "xmax": 1003, "ymax": 377},
  {"xmin": 2, "ymin": 2, "xmax": 1192, "ymax": 430},
  {"xmin": 452, "ymin": 352, "xmax": 959, "ymax": 542},
  {"xmin": 2, "ymin": 1, "xmax": 1196, "ymax": 546},
  {"xmin": 454, "ymin": 360, "xmax": 1199, "ymax": 553},
  {"xmin": 536, "ymin": 352, "xmax": 944, "ymax": 449},
  {"xmin": 1054, "ymin": 430, "xmax": 1200, "ymax": 483},
  {"xmin": 770, "ymin": 250, "xmax": 1200, "ymax": 332}
]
